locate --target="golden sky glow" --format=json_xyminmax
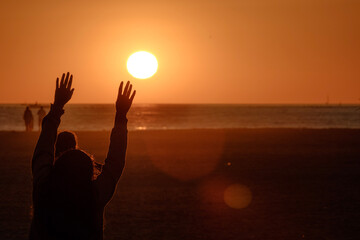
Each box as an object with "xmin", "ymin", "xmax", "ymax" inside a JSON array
[{"xmin": 0, "ymin": 0, "xmax": 359, "ymax": 104}]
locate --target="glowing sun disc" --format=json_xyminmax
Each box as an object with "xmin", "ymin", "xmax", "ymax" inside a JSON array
[{"xmin": 127, "ymin": 51, "xmax": 158, "ymax": 79}]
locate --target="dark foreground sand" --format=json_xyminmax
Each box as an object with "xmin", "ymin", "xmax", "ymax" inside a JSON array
[{"xmin": 0, "ymin": 129, "xmax": 359, "ymax": 240}]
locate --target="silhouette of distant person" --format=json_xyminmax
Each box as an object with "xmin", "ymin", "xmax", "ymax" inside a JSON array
[
  {"xmin": 24, "ymin": 106, "xmax": 34, "ymax": 132},
  {"xmin": 30, "ymin": 72, "xmax": 136, "ymax": 240},
  {"xmin": 37, "ymin": 106, "xmax": 46, "ymax": 131}
]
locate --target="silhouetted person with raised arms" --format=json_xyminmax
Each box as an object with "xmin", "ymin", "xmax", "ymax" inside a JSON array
[
  {"xmin": 37, "ymin": 106, "xmax": 46, "ymax": 131},
  {"xmin": 30, "ymin": 72, "xmax": 136, "ymax": 240},
  {"xmin": 24, "ymin": 106, "xmax": 34, "ymax": 131}
]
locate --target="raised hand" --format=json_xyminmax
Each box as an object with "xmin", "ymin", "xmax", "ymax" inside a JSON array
[
  {"xmin": 116, "ymin": 81, "xmax": 136, "ymax": 115},
  {"xmin": 54, "ymin": 72, "xmax": 74, "ymax": 108}
]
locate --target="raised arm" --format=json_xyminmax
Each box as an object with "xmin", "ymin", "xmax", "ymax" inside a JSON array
[
  {"xmin": 95, "ymin": 81, "xmax": 136, "ymax": 206},
  {"xmin": 32, "ymin": 73, "xmax": 74, "ymax": 195}
]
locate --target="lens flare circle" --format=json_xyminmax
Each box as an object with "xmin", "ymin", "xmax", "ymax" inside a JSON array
[
  {"xmin": 224, "ymin": 184, "xmax": 252, "ymax": 209},
  {"xmin": 127, "ymin": 51, "xmax": 158, "ymax": 79}
]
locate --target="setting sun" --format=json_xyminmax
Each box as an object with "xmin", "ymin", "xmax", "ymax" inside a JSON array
[{"xmin": 127, "ymin": 51, "xmax": 158, "ymax": 79}]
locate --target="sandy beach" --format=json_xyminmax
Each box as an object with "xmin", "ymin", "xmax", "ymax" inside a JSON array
[{"xmin": 0, "ymin": 129, "xmax": 359, "ymax": 239}]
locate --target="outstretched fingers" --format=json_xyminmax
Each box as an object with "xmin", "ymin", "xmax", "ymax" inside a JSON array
[
  {"xmin": 117, "ymin": 80, "xmax": 135, "ymax": 102},
  {"xmin": 118, "ymin": 82, "xmax": 124, "ymax": 98},
  {"xmin": 58, "ymin": 72, "xmax": 71, "ymax": 88},
  {"xmin": 130, "ymin": 90, "xmax": 136, "ymax": 103},
  {"xmin": 123, "ymin": 81, "xmax": 130, "ymax": 96},
  {"xmin": 64, "ymin": 72, "xmax": 70, "ymax": 87},
  {"xmin": 60, "ymin": 73, "xmax": 65, "ymax": 86},
  {"xmin": 127, "ymin": 84, "xmax": 132, "ymax": 97},
  {"xmin": 67, "ymin": 75, "xmax": 73, "ymax": 89},
  {"xmin": 69, "ymin": 88, "xmax": 74, "ymax": 98},
  {"xmin": 54, "ymin": 72, "xmax": 74, "ymax": 107}
]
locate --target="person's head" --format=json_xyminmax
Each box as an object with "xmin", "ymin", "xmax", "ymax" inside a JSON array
[
  {"xmin": 55, "ymin": 131, "xmax": 77, "ymax": 158},
  {"xmin": 52, "ymin": 149, "xmax": 94, "ymax": 187},
  {"xmin": 49, "ymin": 149, "xmax": 95, "ymax": 238}
]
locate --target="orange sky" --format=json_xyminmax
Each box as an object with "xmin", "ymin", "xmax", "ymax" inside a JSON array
[{"xmin": 0, "ymin": 0, "xmax": 359, "ymax": 104}]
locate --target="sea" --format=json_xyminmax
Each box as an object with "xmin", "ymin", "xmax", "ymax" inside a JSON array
[{"xmin": 0, "ymin": 104, "xmax": 359, "ymax": 131}]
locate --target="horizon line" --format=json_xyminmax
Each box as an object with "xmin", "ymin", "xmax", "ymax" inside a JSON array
[{"xmin": 1, "ymin": 102, "xmax": 360, "ymax": 106}]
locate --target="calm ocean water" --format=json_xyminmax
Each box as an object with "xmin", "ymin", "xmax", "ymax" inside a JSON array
[{"xmin": 0, "ymin": 104, "xmax": 359, "ymax": 131}]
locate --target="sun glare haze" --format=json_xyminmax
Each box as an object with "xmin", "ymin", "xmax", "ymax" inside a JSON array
[{"xmin": 127, "ymin": 51, "xmax": 158, "ymax": 79}]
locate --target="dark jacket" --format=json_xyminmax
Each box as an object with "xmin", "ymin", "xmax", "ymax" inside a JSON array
[{"xmin": 30, "ymin": 105, "xmax": 127, "ymax": 240}]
